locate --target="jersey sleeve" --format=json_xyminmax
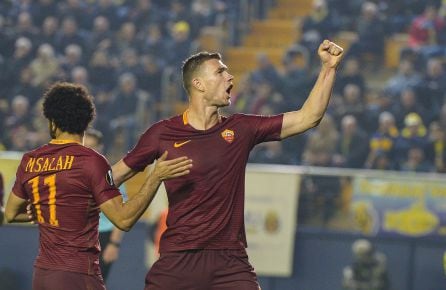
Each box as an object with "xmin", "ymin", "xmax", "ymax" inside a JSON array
[
  {"xmin": 11, "ymin": 155, "xmax": 29, "ymax": 200},
  {"xmin": 87, "ymin": 155, "xmax": 121, "ymax": 206},
  {"xmin": 123, "ymin": 125, "xmax": 160, "ymax": 172},
  {"xmin": 240, "ymin": 114, "xmax": 283, "ymax": 145}
]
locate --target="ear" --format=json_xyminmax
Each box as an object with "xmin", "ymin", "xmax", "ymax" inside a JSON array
[{"xmin": 192, "ymin": 77, "xmax": 205, "ymax": 92}]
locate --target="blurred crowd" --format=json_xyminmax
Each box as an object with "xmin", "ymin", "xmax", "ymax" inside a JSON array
[
  {"xmin": 0, "ymin": 0, "xmax": 230, "ymax": 162},
  {"xmin": 245, "ymin": 0, "xmax": 446, "ymax": 174},
  {"xmin": 1, "ymin": 0, "xmax": 446, "ymax": 173}
]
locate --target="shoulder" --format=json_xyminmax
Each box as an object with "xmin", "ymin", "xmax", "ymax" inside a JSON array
[{"xmin": 83, "ymin": 147, "xmax": 111, "ymax": 170}]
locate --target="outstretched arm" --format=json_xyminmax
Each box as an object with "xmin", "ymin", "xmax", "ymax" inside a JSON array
[
  {"xmin": 101, "ymin": 151, "xmax": 192, "ymax": 231},
  {"xmin": 112, "ymin": 159, "xmax": 138, "ymax": 187},
  {"xmin": 281, "ymin": 40, "xmax": 344, "ymax": 139}
]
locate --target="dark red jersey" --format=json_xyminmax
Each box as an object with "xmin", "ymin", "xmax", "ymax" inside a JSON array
[
  {"xmin": 124, "ymin": 113, "xmax": 283, "ymax": 252},
  {"xmin": 12, "ymin": 140, "xmax": 121, "ymax": 275}
]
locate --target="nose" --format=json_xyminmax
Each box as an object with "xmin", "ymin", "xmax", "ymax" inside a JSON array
[{"xmin": 227, "ymin": 72, "xmax": 234, "ymax": 81}]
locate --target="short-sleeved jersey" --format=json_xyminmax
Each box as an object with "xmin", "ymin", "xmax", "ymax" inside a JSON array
[
  {"xmin": 12, "ymin": 140, "xmax": 121, "ymax": 275},
  {"xmin": 124, "ymin": 113, "xmax": 283, "ymax": 252}
]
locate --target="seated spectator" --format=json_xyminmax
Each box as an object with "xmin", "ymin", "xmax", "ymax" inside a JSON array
[
  {"xmin": 333, "ymin": 83, "xmax": 366, "ymax": 127},
  {"xmin": 426, "ymin": 121, "xmax": 446, "ymax": 172},
  {"xmin": 302, "ymin": 114, "xmax": 339, "ymax": 166},
  {"xmin": 165, "ymin": 21, "xmax": 194, "ymax": 70},
  {"xmin": 400, "ymin": 146, "xmax": 433, "ymax": 172},
  {"xmin": 300, "ymin": 0, "xmax": 340, "ymax": 63},
  {"xmin": 278, "ymin": 46, "xmax": 310, "ymax": 109},
  {"xmin": 246, "ymin": 79, "xmax": 285, "ymax": 115},
  {"xmin": 250, "ymin": 52, "xmax": 281, "ymax": 89},
  {"xmin": 391, "ymin": 88, "xmax": 429, "ymax": 129},
  {"xmin": 249, "ymin": 141, "xmax": 293, "ymax": 165},
  {"xmin": 416, "ymin": 57, "xmax": 446, "ymax": 118},
  {"xmin": 384, "ymin": 58, "xmax": 422, "ymax": 99},
  {"xmin": 87, "ymin": 16, "xmax": 114, "ymax": 54},
  {"xmin": 335, "ymin": 57, "xmax": 366, "ymax": 97},
  {"xmin": 60, "ymin": 44, "xmax": 84, "ymax": 78},
  {"xmin": 108, "ymin": 73, "xmax": 153, "ymax": 151},
  {"xmin": 39, "ymin": 16, "xmax": 58, "ymax": 48},
  {"xmin": 29, "ymin": 43, "xmax": 59, "ymax": 88},
  {"xmin": 55, "ymin": 16, "xmax": 87, "ymax": 54},
  {"xmin": 408, "ymin": 3, "xmax": 445, "ymax": 60},
  {"xmin": 88, "ymin": 49, "xmax": 117, "ymax": 91},
  {"xmin": 333, "ymin": 115, "xmax": 369, "ymax": 168},
  {"xmin": 365, "ymin": 111, "xmax": 399, "ymax": 169},
  {"xmin": 393, "ymin": 112, "xmax": 429, "ymax": 166},
  {"xmin": 346, "ymin": 2, "xmax": 386, "ymax": 64}
]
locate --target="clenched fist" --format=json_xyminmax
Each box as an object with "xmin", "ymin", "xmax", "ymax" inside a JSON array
[{"xmin": 318, "ymin": 40, "xmax": 344, "ymax": 69}]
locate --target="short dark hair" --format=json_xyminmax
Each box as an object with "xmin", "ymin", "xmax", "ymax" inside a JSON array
[
  {"xmin": 43, "ymin": 82, "xmax": 95, "ymax": 134},
  {"xmin": 181, "ymin": 51, "xmax": 221, "ymax": 94}
]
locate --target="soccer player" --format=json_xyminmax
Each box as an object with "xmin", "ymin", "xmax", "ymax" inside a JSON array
[
  {"xmin": 84, "ymin": 128, "xmax": 126, "ymax": 282},
  {"xmin": 112, "ymin": 40, "xmax": 344, "ymax": 289},
  {"xmin": 4, "ymin": 82, "xmax": 192, "ymax": 290}
]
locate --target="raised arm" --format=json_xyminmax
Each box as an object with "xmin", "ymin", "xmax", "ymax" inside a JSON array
[
  {"xmin": 101, "ymin": 152, "xmax": 192, "ymax": 231},
  {"xmin": 281, "ymin": 40, "xmax": 344, "ymax": 139}
]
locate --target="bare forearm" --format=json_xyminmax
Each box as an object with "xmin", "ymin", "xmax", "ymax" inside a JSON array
[
  {"xmin": 6, "ymin": 212, "xmax": 33, "ymax": 223},
  {"xmin": 301, "ymin": 65, "xmax": 337, "ymax": 123},
  {"xmin": 118, "ymin": 172, "xmax": 162, "ymax": 231}
]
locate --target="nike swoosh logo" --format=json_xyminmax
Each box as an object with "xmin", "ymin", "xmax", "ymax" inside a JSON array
[{"xmin": 174, "ymin": 140, "xmax": 191, "ymax": 148}]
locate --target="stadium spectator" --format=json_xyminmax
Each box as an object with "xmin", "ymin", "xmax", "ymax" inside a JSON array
[
  {"xmin": 393, "ymin": 112, "xmax": 429, "ymax": 167},
  {"xmin": 333, "ymin": 115, "xmax": 369, "ymax": 168},
  {"xmin": 416, "ymin": 57, "xmax": 446, "ymax": 117},
  {"xmin": 29, "ymin": 43, "xmax": 59, "ymax": 87},
  {"xmin": 408, "ymin": 3, "xmax": 446, "ymax": 59},
  {"xmin": 365, "ymin": 111, "xmax": 399, "ymax": 169},
  {"xmin": 384, "ymin": 58, "xmax": 422, "ymax": 99},
  {"xmin": 302, "ymin": 114, "xmax": 339, "ymax": 166},
  {"xmin": 400, "ymin": 146, "xmax": 433, "ymax": 172},
  {"xmin": 346, "ymin": 1, "xmax": 386, "ymax": 64},
  {"xmin": 278, "ymin": 46, "xmax": 311, "ymax": 109},
  {"xmin": 335, "ymin": 57, "xmax": 366, "ymax": 97},
  {"xmin": 108, "ymin": 73, "xmax": 152, "ymax": 152},
  {"xmin": 391, "ymin": 88, "xmax": 428, "ymax": 129},
  {"xmin": 300, "ymin": 0, "xmax": 340, "ymax": 63},
  {"xmin": 55, "ymin": 17, "xmax": 87, "ymax": 54},
  {"xmin": 426, "ymin": 121, "xmax": 446, "ymax": 172}
]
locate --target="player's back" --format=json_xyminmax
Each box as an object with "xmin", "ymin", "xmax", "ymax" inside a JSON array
[{"xmin": 13, "ymin": 140, "xmax": 116, "ymax": 274}]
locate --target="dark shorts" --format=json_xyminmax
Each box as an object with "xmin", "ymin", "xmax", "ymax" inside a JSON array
[
  {"xmin": 33, "ymin": 267, "xmax": 105, "ymax": 290},
  {"xmin": 145, "ymin": 248, "xmax": 260, "ymax": 290}
]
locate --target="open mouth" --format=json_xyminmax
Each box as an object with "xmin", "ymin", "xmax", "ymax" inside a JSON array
[{"xmin": 226, "ymin": 84, "xmax": 233, "ymax": 95}]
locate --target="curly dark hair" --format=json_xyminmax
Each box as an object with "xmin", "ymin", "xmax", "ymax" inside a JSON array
[
  {"xmin": 42, "ymin": 82, "xmax": 96, "ymax": 135},
  {"xmin": 182, "ymin": 51, "xmax": 221, "ymax": 95}
]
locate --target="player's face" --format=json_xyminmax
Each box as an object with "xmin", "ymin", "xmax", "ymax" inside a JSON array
[{"xmin": 200, "ymin": 59, "xmax": 234, "ymax": 107}]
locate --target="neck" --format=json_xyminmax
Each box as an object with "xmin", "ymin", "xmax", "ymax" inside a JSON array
[
  {"xmin": 186, "ymin": 103, "xmax": 221, "ymax": 130},
  {"xmin": 54, "ymin": 131, "xmax": 83, "ymax": 144}
]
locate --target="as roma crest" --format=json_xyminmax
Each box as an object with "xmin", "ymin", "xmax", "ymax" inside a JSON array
[{"xmin": 221, "ymin": 129, "xmax": 235, "ymax": 143}]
